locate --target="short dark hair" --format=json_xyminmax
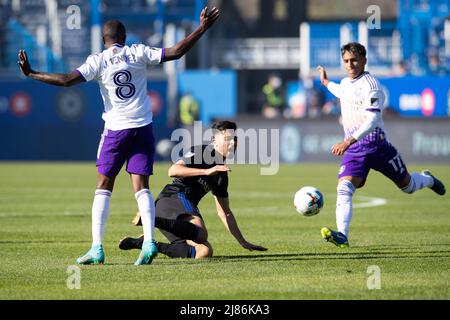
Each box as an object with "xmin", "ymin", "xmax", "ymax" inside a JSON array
[
  {"xmin": 341, "ymin": 42, "xmax": 366, "ymax": 57},
  {"xmin": 211, "ymin": 120, "xmax": 237, "ymax": 132},
  {"xmin": 103, "ymin": 20, "xmax": 126, "ymax": 42}
]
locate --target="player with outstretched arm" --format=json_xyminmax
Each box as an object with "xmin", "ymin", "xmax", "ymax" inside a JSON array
[
  {"xmin": 119, "ymin": 120, "xmax": 268, "ymax": 258},
  {"xmin": 18, "ymin": 7, "xmax": 220, "ymax": 265},
  {"xmin": 316, "ymin": 42, "xmax": 446, "ymax": 248}
]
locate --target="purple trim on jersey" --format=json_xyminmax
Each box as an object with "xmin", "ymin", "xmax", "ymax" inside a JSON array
[
  {"xmin": 345, "ymin": 126, "xmax": 388, "ymax": 156},
  {"xmin": 160, "ymin": 48, "xmax": 165, "ymax": 63},
  {"xmin": 350, "ymin": 71, "xmax": 367, "ymax": 83},
  {"xmin": 365, "ymin": 108, "xmax": 381, "ymax": 112},
  {"xmin": 365, "ymin": 73, "xmax": 377, "ymax": 89},
  {"xmin": 74, "ymin": 69, "xmax": 87, "ymax": 82}
]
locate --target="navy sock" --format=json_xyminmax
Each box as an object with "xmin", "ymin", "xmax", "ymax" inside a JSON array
[{"xmin": 156, "ymin": 241, "xmax": 195, "ymax": 258}]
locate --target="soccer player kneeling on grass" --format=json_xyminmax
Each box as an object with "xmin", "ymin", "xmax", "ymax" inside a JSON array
[
  {"xmin": 119, "ymin": 121, "xmax": 268, "ymax": 258},
  {"xmin": 18, "ymin": 7, "xmax": 220, "ymax": 265},
  {"xmin": 316, "ymin": 42, "xmax": 446, "ymax": 248}
]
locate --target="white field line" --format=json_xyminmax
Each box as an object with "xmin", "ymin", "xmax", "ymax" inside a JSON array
[
  {"xmin": 0, "ymin": 194, "xmax": 387, "ymax": 217},
  {"xmin": 231, "ymin": 192, "xmax": 387, "ymax": 210}
]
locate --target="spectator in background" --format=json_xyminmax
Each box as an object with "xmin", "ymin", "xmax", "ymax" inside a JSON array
[
  {"xmin": 303, "ymin": 74, "xmax": 324, "ymax": 118},
  {"xmin": 262, "ymin": 74, "xmax": 285, "ymax": 118},
  {"xmin": 322, "ymin": 98, "xmax": 341, "ymax": 118},
  {"xmin": 429, "ymin": 53, "xmax": 448, "ymax": 76},
  {"xmin": 178, "ymin": 92, "xmax": 200, "ymax": 125},
  {"xmin": 392, "ymin": 60, "xmax": 410, "ymax": 77}
]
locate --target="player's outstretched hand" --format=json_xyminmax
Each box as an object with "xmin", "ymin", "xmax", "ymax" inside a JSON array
[
  {"xmin": 241, "ymin": 241, "xmax": 268, "ymax": 252},
  {"xmin": 18, "ymin": 50, "xmax": 32, "ymax": 76},
  {"xmin": 205, "ymin": 165, "xmax": 230, "ymax": 176},
  {"xmin": 316, "ymin": 65, "xmax": 329, "ymax": 86},
  {"xmin": 200, "ymin": 6, "xmax": 219, "ymax": 31},
  {"xmin": 331, "ymin": 140, "xmax": 351, "ymax": 156}
]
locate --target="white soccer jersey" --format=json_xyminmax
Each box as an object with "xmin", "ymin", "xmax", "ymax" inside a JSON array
[
  {"xmin": 328, "ymin": 71, "xmax": 387, "ymax": 155},
  {"xmin": 76, "ymin": 43, "xmax": 164, "ymax": 130}
]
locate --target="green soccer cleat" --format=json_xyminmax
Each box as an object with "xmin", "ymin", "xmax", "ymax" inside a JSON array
[
  {"xmin": 321, "ymin": 227, "xmax": 349, "ymax": 248},
  {"xmin": 76, "ymin": 244, "xmax": 105, "ymax": 265},
  {"xmin": 134, "ymin": 240, "xmax": 158, "ymax": 266}
]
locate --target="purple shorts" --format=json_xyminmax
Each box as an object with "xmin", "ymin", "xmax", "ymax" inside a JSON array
[
  {"xmin": 338, "ymin": 142, "xmax": 408, "ymax": 187},
  {"xmin": 96, "ymin": 123, "xmax": 155, "ymax": 177}
]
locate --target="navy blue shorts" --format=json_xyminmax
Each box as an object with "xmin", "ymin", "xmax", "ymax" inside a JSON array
[{"xmin": 155, "ymin": 193, "xmax": 202, "ymax": 243}]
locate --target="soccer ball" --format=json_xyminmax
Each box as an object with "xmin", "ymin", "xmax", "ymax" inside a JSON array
[{"xmin": 294, "ymin": 186, "xmax": 324, "ymax": 216}]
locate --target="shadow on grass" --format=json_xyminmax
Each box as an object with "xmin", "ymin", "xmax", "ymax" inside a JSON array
[
  {"xmin": 208, "ymin": 245, "xmax": 450, "ymax": 263},
  {"xmin": 123, "ymin": 245, "xmax": 450, "ymax": 266}
]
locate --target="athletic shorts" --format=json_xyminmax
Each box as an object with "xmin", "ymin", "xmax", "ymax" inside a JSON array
[
  {"xmin": 338, "ymin": 142, "xmax": 408, "ymax": 187},
  {"xmin": 155, "ymin": 192, "xmax": 202, "ymax": 243},
  {"xmin": 96, "ymin": 123, "xmax": 155, "ymax": 177}
]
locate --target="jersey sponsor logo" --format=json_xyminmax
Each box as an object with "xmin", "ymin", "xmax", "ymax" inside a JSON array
[
  {"xmin": 197, "ymin": 177, "xmax": 211, "ymax": 193},
  {"xmin": 184, "ymin": 151, "xmax": 195, "ymax": 158},
  {"xmin": 113, "ymin": 70, "xmax": 136, "ymax": 100},
  {"xmin": 10, "ymin": 92, "xmax": 32, "ymax": 117},
  {"xmin": 370, "ymin": 98, "xmax": 379, "ymax": 107}
]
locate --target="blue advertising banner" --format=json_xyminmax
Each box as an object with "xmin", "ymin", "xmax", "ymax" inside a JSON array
[
  {"xmin": 0, "ymin": 79, "xmax": 168, "ymax": 160},
  {"xmin": 178, "ymin": 70, "xmax": 237, "ymax": 124},
  {"xmin": 287, "ymin": 76, "xmax": 450, "ymax": 118},
  {"xmin": 378, "ymin": 76, "xmax": 450, "ymax": 117}
]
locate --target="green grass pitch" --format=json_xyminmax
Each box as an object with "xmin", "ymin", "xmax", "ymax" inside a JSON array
[{"xmin": 0, "ymin": 162, "xmax": 449, "ymax": 299}]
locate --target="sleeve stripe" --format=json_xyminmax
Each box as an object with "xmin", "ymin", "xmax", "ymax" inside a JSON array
[
  {"xmin": 365, "ymin": 74, "xmax": 377, "ymax": 90},
  {"xmin": 74, "ymin": 69, "xmax": 87, "ymax": 82},
  {"xmin": 160, "ymin": 48, "xmax": 165, "ymax": 64},
  {"xmin": 365, "ymin": 74, "xmax": 374, "ymax": 89},
  {"xmin": 366, "ymin": 107, "xmax": 381, "ymax": 112}
]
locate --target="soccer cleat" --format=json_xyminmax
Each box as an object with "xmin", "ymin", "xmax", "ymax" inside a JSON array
[
  {"xmin": 134, "ymin": 240, "xmax": 158, "ymax": 265},
  {"xmin": 132, "ymin": 211, "xmax": 142, "ymax": 226},
  {"xmin": 118, "ymin": 234, "xmax": 144, "ymax": 250},
  {"xmin": 76, "ymin": 244, "xmax": 105, "ymax": 265},
  {"xmin": 422, "ymin": 170, "xmax": 446, "ymax": 196},
  {"xmin": 321, "ymin": 227, "xmax": 349, "ymax": 248}
]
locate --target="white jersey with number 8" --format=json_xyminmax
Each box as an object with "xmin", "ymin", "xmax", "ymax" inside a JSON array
[{"xmin": 77, "ymin": 43, "xmax": 163, "ymax": 130}]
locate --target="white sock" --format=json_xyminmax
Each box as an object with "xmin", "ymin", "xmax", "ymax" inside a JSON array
[
  {"xmin": 401, "ymin": 172, "xmax": 433, "ymax": 194},
  {"xmin": 92, "ymin": 189, "xmax": 111, "ymax": 246},
  {"xmin": 135, "ymin": 189, "xmax": 155, "ymax": 243},
  {"xmin": 336, "ymin": 180, "xmax": 355, "ymax": 238}
]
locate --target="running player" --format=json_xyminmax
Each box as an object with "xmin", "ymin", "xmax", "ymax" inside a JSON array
[
  {"xmin": 119, "ymin": 120, "xmax": 267, "ymax": 258},
  {"xmin": 316, "ymin": 42, "xmax": 446, "ymax": 247},
  {"xmin": 18, "ymin": 7, "xmax": 220, "ymax": 265}
]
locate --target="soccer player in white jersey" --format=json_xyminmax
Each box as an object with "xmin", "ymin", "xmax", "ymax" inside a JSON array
[
  {"xmin": 316, "ymin": 42, "xmax": 445, "ymax": 247},
  {"xmin": 18, "ymin": 7, "xmax": 220, "ymax": 265}
]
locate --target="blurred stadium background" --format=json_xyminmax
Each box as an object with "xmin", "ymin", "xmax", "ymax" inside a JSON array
[{"xmin": 0, "ymin": 0, "xmax": 449, "ymax": 164}]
